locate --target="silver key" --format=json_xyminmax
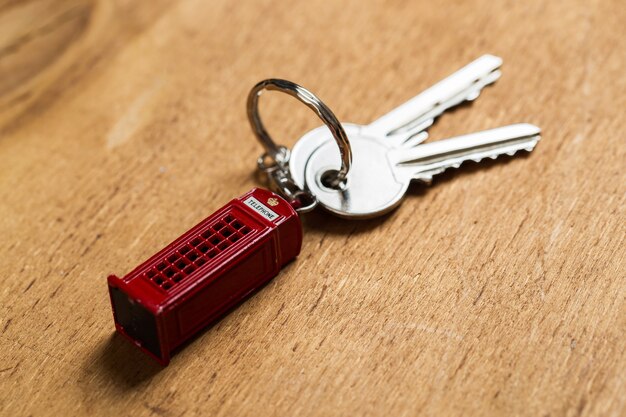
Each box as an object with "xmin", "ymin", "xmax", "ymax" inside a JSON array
[
  {"xmin": 303, "ymin": 123, "xmax": 540, "ymax": 218},
  {"xmin": 306, "ymin": 123, "xmax": 540, "ymax": 218},
  {"xmin": 290, "ymin": 54, "xmax": 504, "ymax": 188}
]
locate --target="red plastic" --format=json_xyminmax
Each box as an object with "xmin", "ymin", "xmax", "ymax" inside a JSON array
[{"xmin": 107, "ymin": 188, "xmax": 302, "ymax": 365}]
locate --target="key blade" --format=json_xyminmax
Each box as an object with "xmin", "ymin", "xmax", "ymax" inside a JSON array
[
  {"xmin": 366, "ymin": 55, "xmax": 503, "ymax": 138},
  {"xmin": 389, "ymin": 123, "xmax": 541, "ymax": 182}
]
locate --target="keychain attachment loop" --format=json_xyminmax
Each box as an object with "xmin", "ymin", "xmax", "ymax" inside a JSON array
[
  {"xmin": 247, "ymin": 79, "xmax": 352, "ymax": 188},
  {"xmin": 255, "ymin": 147, "xmax": 317, "ymax": 213}
]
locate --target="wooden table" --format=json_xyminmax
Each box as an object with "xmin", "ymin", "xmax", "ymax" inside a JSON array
[{"xmin": 1, "ymin": 1, "xmax": 624, "ymax": 416}]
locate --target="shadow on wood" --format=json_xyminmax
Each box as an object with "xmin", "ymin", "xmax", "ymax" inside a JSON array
[{"xmin": 81, "ymin": 333, "xmax": 162, "ymax": 393}]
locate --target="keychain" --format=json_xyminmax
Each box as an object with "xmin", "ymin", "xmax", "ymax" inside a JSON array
[{"xmin": 107, "ymin": 55, "xmax": 540, "ymax": 365}]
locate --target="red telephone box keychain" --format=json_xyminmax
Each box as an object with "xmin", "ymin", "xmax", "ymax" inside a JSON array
[
  {"xmin": 108, "ymin": 59, "xmax": 541, "ymax": 364},
  {"xmin": 107, "ymin": 80, "xmax": 349, "ymax": 365}
]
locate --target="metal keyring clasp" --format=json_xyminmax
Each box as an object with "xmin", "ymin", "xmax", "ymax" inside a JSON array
[{"xmin": 247, "ymin": 79, "xmax": 352, "ymax": 187}]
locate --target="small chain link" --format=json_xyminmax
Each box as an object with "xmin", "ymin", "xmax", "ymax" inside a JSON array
[{"xmin": 256, "ymin": 150, "xmax": 317, "ymax": 213}]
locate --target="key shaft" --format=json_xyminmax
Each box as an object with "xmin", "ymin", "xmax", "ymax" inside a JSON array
[
  {"xmin": 366, "ymin": 54, "xmax": 502, "ymax": 138},
  {"xmin": 390, "ymin": 123, "xmax": 541, "ymax": 182}
]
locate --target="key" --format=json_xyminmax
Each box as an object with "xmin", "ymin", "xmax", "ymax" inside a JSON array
[
  {"xmin": 290, "ymin": 54, "xmax": 503, "ymax": 188},
  {"xmin": 302, "ymin": 123, "xmax": 540, "ymax": 218},
  {"xmin": 367, "ymin": 54, "xmax": 502, "ymax": 138}
]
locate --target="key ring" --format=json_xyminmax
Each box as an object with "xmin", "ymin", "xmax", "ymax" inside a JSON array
[{"xmin": 247, "ymin": 79, "xmax": 352, "ymax": 187}]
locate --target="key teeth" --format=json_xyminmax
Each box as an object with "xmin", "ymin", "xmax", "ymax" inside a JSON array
[
  {"xmin": 466, "ymin": 90, "xmax": 481, "ymax": 101},
  {"xmin": 446, "ymin": 146, "xmax": 537, "ymax": 173},
  {"xmin": 414, "ymin": 143, "xmax": 536, "ymax": 182}
]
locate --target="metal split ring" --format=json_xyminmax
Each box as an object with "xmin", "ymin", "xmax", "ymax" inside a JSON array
[{"xmin": 247, "ymin": 79, "xmax": 352, "ymax": 187}]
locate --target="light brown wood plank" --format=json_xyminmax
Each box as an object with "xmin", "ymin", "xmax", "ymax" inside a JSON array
[{"xmin": 0, "ymin": 0, "xmax": 624, "ymax": 416}]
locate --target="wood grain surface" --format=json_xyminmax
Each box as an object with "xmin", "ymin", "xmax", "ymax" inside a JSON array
[{"xmin": 0, "ymin": 0, "xmax": 624, "ymax": 416}]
